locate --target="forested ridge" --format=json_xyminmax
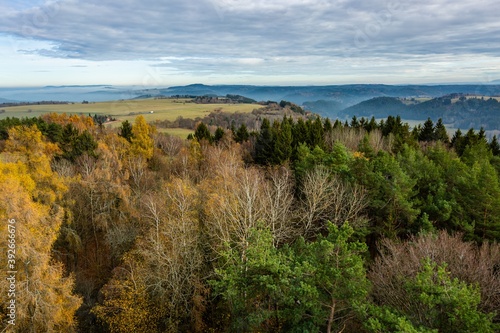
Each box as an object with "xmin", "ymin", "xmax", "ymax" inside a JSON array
[
  {"xmin": 339, "ymin": 95, "xmax": 500, "ymax": 130},
  {"xmin": 0, "ymin": 111, "xmax": 499, "ymax": 332}
]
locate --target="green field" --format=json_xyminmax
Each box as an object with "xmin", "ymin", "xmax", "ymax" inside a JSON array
[
  {"xmin": 157, "ymin": 127, "xmax": 194, "ymax": 138},
  {"xmin": 0, "ymin": 98, "xmax": 262, "ymax": 125}
]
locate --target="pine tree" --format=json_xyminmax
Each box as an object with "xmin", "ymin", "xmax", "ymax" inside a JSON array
[
  {"xmin": 490, "ymin": 135, "xmax": 500, "ymax": 156},
  {"xmin": 350, "ymin": 115, "xmax": 360, "ymax": 128},
  {"xmin": 419, "ymin": 118, "xmax": 435, "ymax": 142},
  {"xmin": 451, "ymin": 129, "xmax": 466, "ymax": 156},
  {"xmin": 254, "ymin": 118, "xmax": 276, "ymax": 165},
  {"xmin": 274, "ymin": 118, "xmax": 293, "ymax": 163},
  {"xmin": 194, "ymin": 122, "xmax": 212, "ymax": 143},
  {"xmin": 213, "ymin": 127, "xmax": 225, "ymax": 143},
  {"xmin": 309, "ymin": 116, "xmax": 325, "ymax": 149},
  {"xmin": 292, "ymin": 118, "xmax": 309, "ymax": 149},
  {"xmin": 364, "ymin": 116, "xmax": 378, "ymax": 132},
  {"xmin": 234, "ymin": 123, "xmax": 249, "ymax": 142},
  {"xmin": 323, "ymin": 118, "xmax": 333, "ymax": 133},
  {"xmin": 434, "ymin": 118, "xmax": 449, "ymax": 143},
  {"xmin": 119, "ymin": 120, "xmax": 133, "ymax": 142}
]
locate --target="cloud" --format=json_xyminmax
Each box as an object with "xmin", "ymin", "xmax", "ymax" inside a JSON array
[{"xmin": 1, "ymin": 0, "xmax": 500, "ymax": 83}]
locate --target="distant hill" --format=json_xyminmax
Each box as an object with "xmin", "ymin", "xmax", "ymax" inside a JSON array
[
  {"xmin": 302, "ymin": 100, "xmax": 344, "ymax": 115},
  {"xmin": 2, "ymin": 84, "xmax": 500, "ymax": 130},
  {"xmin": 3, "ymin": 83, "xmax": 500, "ymax": 105},
  {"xmin": 341, "ymin": 97, "xmax": 407, "ymax": 118},
  {"xmin": 159, "ymin": 84, "xmax": 500, "ymax": 106},
  {"xmin": 338, "ymin": 95, "xmax": 500, "ymax": 130},
  {"xmin": 0, "ymin": 97, "xmax": 18, "ymax": 104}
]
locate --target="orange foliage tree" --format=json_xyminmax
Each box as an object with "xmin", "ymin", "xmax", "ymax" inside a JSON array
[{"xmin": 0, "ymin": 125, "xmax": 82, "ymax": 332}]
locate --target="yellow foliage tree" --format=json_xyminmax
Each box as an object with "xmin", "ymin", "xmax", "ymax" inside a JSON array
[
  {"xmin": 130, "ymin": 115, "xmax": 154, "ymax": 160},
  {"xmin": 92, "ymin": 256, "xmax": 160, "ymax": 333},
  {"xmin": 0, "ymin": 125, "xmax": 82, "ymax": 331},
  {"xmin": 3, "ymin": 125, "xmax": 66, "ymax": 204},
  {"xmin": 0, "ymin": 160, "xmax": 82, "ymax": 332}
]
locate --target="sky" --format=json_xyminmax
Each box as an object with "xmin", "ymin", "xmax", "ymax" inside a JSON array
[{"xmin": 1, "ymin": 0, "xmax": 500, "ymax": 87}]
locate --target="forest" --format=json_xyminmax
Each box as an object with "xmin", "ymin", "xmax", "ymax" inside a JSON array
[{"xmin": 0, "ymin": 111, "xmax": 499, "ymax": 332}]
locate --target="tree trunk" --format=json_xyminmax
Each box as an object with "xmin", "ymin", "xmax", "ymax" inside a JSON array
[{"xmin": 326, "ymin": 298, "xmax": 336, "ymax": 333}]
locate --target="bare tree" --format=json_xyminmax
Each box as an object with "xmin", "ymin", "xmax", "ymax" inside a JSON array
[
  {"xmin": 137, "ymin": 178, "xmax": 205, "ymax": 330},
  {"xmin": 326, "ymin": 127, "xmax": 365, "ymax": 152},
  {"xmin": 298, "ymin": 166, "xmax": 368, "ymax": 236},
  {"xmin": 262, "ymin": 165, "xmax": 297, "ymax": 245},
  {"xmin": 155, "ymin": 132, "xmax": 184, "ymax": 156},
  {"xmin": 369, "ymin": 231, "xmax": 500, "ymax": 320},
  {"xmin": 368, "ymin": 128, "xmax": 392, "ymax": 154}
]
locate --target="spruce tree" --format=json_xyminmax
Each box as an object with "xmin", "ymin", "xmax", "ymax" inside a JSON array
[
  {"xmin": 234, "ymin": 123, "xmax": 250, "ymax": 143},
  {"xmin": 323, "ymin": 117, "xmax": 333, "ymax": 133},
  {"xmin": 434, "ymin": 118, "xmax": 449, "ymax": 143},
  {"xmin": 274, "ymin": 118, "xmax": 293, "ymax": 163},
  {"xmin": 490, "ymin": 135, "xmax": 500, "ymax": 156},
  {"xmin": 119, "ymin": 120, "xmax": 133, "ymax": 142},
  {"xmin": 254, "ymin": 118, "xmax": 276, "ymax": 164},
  {"xmin": 194, "ymin": 122, "xmax": 212, "ymax": 143},
  {"xmin": 418, "ymin": 118, "xmax": 435, "ymax": 142},
  {"xmin": 451, "ymin": 129, "xmax": 466, "ymax": 156},
  {"xmin": 214, "ymin": 127, "xmax": 225, "ymax": 143}
]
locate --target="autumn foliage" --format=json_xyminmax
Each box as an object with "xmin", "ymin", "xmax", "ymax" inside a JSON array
[{"xmin": 0, "ymin": 113, "xmax": 499, "ymax": 332}]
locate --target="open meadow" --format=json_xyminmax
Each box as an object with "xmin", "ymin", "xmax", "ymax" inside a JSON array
[
  {"xmin": 0, "ymin": 98, "xmax": 262, "ymax": 125},
  {"xmin": 156, "ymin": 127, "xmax": 194, "ymax": 138}
]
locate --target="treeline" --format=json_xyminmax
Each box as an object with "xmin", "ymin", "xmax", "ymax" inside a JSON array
[
  {"xmin": 0, "ymin": 100, "xmax": 70, "ymax": 107},
  {"xmin": 153, "ymin": 100, "xmax": 310, "ymax": 132},
  {"xmin": 192, "ymin": 94, "xmax": 257, "ymax": 104},
  {"xmin": 0, "ymin": 112, "xmax": 499, "ymax": 332}
]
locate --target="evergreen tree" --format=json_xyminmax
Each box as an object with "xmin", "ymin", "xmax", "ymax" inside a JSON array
[
  {"xmin": 350, "ymin": 115, "xmax": 360, "ymax": 128},
  {"xmin": 451, "ymin": 128, "xmax": 465, "ymax": 155},
  {"xmin": 418, "ymin": 118, "xmax": 435, "ymax": 142},
  {"xmin": 119, "ymin": 120, "xmax": 133, "ymax": 142},
  {"xmin": 434, "ymin": 118, "xmax": 449, "ymax": 143},
  {"xmin": 194, "ymin": 122, "xmax": 212, "ymax": 143},
  {"xmin": 465, "ymin": 128, "xmax": 478, "ymax": 146},
  {"xmin": 234, "ymin": 123, "xmax": 249, "ymax": 143},
  {"xmin": 364, "ymin": 116, "xmax": 378, "ymax": 132},
  {"xmin": 363, "ymin": 259, "xmax": 497, "ymax": 333},
  {"xmin": 211, "ymin": 223, "xmax": 369, "ymax": 332},
  {"xmin": 274, "ymin": 118, "xmax": 293, "ymax": 163},
  {"xmin": 59, "ymin": 124, "xmax": 97, "ymax": 161},
  {"xmin": 213, "ymin": 127, "xmax": 225, "ymax": 143},
  {"xmin": 478, "ymin": 127, "xmax": 487, "ymax": 143},
  {"xmin": 292, "ymin": 118, "xmax": 309, "ymax": 154},
  {"xmin": 308, "ymin": 117, "xmax": 325, "ymax": 149},
  {"xmin": 490, "ymin": 135, "xmax": 500, "ymax": 156},
  {"xmin": 323, "ymin": 117, "xmax": 333, "ymax": 133},
  {"xmin": 254, "ymin": 118, "xmax": 276, "ymax": 164},
  {"xmin": 46, "ymin": 122, "xmax": 63, "ymax": 143}
]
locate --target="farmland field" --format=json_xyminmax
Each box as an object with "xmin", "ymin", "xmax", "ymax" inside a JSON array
[{"xmin": 0, "ymin": 98, "xmax": 263, "ymax": 125}]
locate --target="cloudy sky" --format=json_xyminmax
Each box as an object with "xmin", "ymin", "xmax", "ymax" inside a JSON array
[{"xmin": 1, "ymin": 0, "xmax": 500, "ymax": 87}]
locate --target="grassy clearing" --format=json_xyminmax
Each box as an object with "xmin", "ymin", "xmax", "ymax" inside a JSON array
[
  {"xmin": 399, "ymin": 97, "xmax": 432, "ymax": 105},
  {"xmin": 0, "ymin": 98, "xmax": 262, "ymax": 124},
  {"xmin": 157, "ymin": 127, "xmax": 193, "ymax": 139}
]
